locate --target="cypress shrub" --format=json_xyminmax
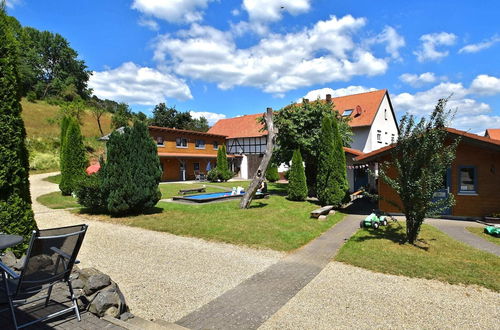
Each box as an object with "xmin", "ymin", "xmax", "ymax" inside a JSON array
[
  {"xmin": 102, "ymin": 121, "xmax": 161, "ymax": 215},
  {"xmin": 74, "ymin": 168, "xmax": 108, "ymax": 212},
  {"xmin": 0, "ymin": 5, "xmax": 38, "ymax": 254},
  {"xmin": 216, "ymin": 145, "xmax": 232, "ymax": 181},
  {"xmin": 59, "ymin": 115, "xmax": 70, "ymax": 154},
  {"xmin": 287, "ymin": 149, "xmax": 308, "ymax": 201},
  {"xmin": 266, "ymin": 163, "xmax": 280, "ymax": 182},
  {"xmin": 59, "ymin": 117, "xmax": 87, "ymax": 195},
  {"xmin": 316, "ymin": 113, "xmax": 348, "ymax": 206}
]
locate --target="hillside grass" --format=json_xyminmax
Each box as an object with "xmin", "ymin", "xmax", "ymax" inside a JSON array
[{"xmin": 335, "ymin": 222, "xmax": 500, "ymax": 292}]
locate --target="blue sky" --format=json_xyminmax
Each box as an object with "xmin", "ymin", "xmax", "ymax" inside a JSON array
[{"xmin": 7, "ymin": 0, "xmax": 500, "ymax": 133}]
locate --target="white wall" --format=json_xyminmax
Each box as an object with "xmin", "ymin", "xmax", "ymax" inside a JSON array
[
  {"xmin": 365, "ymin": 94, "xmax": 398, "ymax": 153},
  {"xmin": 351, "ymin": 127, "xmax": 370, "ymax": 152},
  {"xmin": 240, "ymin": 154, "xmax": 248, "ymax": 179}
]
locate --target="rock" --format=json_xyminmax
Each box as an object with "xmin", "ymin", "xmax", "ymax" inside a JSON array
[
  {"xmin": 318, "ymin": 215, "xmax": 328, "ymax": 221},
  {"xmin": 1, "ymin": 251, "xmax": 17, "ymax": 268},
  {"xmin": 25, "ymin": 254, "xmax": 53, "ymax": 272},
  {"xmin": 329, "ymin": 210, "xmax": 336, "ymax": 215},
  {"xmin": 80, "ymin": 268, "xmax": 111, "ymax": 295},
  {"xmin": 14, "ymin": 255, "xmax": 26, "ymax": 271},
  {"xmin": 120, "ymin": 312, "xmax": 134, "ymax": 321},
  {"xmin": 90, "ymin": 291, "xmax": 121, "ymax": 317},
  {"xmin": 72, "ymin": 278, "xmax": 85, "ymax": 289}
]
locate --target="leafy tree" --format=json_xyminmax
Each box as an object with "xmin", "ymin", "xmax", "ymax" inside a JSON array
[
  {"xmin": 0, "ymin": 3, "xmax": 38, "ymax": 253},
  {"xmin": 316, "ymin": 113, "xmax": 348, "ymax": 206},
  {"xmin": 88, "ymin": 96, "xmax": 109, "ymax": 136},
  {"xmin": 111, "ymin": 102, "xmax": 132, "ymax": 129},
  {"xmin": 287, "ymin": 149, "xmax": 308, "ymax": 201},
  {"xmin": 101, "ymin": 121, "xmax": 162, "ymax": 215},
  {"xmin": 274, "ymin": 99, "xmax": 352, "ymax": 195},
  {"xmin": 186, "ymin": 116, "xmax": 209, "ymax": 132},
  {"xmin": 150, "ymin": 102, "xmax": 209, "ymax": 132},
  {"xmin": 378, "ymin": 98, "xmax": 458, "ymax": 244},
  {"xmin": 59, "ymin": 117, "xmax": 87, "ymax": 195},
  {"xmin": 265, "ymin": 163, "xmax": 280, "ymax": 182}
]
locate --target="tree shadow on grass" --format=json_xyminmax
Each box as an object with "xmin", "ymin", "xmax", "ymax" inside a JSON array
[
  {"xmin": 352, "ymin": 223, "xmax": 430, "ymax": 251},
  {"xmin": 77, "ymin": 206, "xmax": 164, "ymax": 218},
  {"xmin": 248, "ymin": 202, "xmax": 268, "ymax": 209}
]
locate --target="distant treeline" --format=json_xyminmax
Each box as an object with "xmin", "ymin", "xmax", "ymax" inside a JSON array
[{"xmin": 6, "ymin": 13, "xmax": 209, "ymax": 133}]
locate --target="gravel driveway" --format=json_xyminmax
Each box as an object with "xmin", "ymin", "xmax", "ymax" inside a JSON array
[{"xmin": 30, "ymin": 173, "xmax": 284, "ymax": 322}]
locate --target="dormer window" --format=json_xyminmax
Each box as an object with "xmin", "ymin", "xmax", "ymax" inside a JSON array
[{"xmin": 343, "ymin": 109, "xmax": 353, "ymax": 117}]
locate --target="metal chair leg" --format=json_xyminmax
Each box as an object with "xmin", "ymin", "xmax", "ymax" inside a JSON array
[
  {"xmin": 45, "ymin": 283, "xmax": 54, "ymax": 307},
  {"xmin": 67, "ymin": 280, "xmax": 81, "ymax": 321},
  {"xmin": 2, "ymin": 271, "xmax": 18, "ymax": 330}
]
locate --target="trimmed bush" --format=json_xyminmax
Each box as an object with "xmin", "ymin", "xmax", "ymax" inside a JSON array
[
  {"xmin": 287, "ymin": 149, "xmax": 308, "ymax": 201},
  {"xmin": 0, "ymin": 6, "xmax": 38, "ymax": 254},
  {"xmin": 101, "ymin": 121, "xmax": 162, "ymax": 215},
  {"xmin": 215, "ymin": 145, "xmax": 232, "ymax": 181},
  {"xmin": 316, "ymin": 114, "xmax": 349, "ymax": 206},
  {"xmin": 74, "ymin": 172, "xmax": 107, "ymax": 212},
  {"xmin": 266, "ymin": 164, "xmax": 280, "ymax": 182},
  {"xmin": 207, "ymin": 168, "xmax": 220, "ymax": 182},
  {"xmin": 59, "ymin": 117, "xmax": 87, "ymax": 195}
]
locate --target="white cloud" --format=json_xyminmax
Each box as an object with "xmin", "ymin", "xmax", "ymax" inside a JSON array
[
  {"xmin": 5, "ymin": 0, "xmax": 21, "ymax": 8},
  {"xmin": 368, "ymin": 26, "xmax": 405, "ymax": 60},
  {"xmin": 299, "ymin": 86, "xmax": 377, "ymax": 102},
  {"xmin": 452, "ymin": 115, "xmax": 500, "ymax": 134},
  {"xmin": 399, "ymin": 72, "xmax": 438, "ymax": 87},
  {"xmin": 153, "ymin": 15, "xmax": 390, "ymax": 94},
  {"xmin": 231, "ymin": 8, "xmax": 240, "ymax": 16},
  {"xmin": 131, "ymin": 0, "xmax": 212, "ymax": 24},
  {"xmin": 414, "ymin": 32, "xmax": 457, "ymax": 62},
  {"xmin": 469, "ymin": 74, "xmax": 500, "ymax": 96},
  {"xmin": 89, "ymin": 62, "xmax": 192, "ymax": 105},
  {"xmin": 138, "ymin": 17, "xmax": 159, "ymax": 31},
  {"xmin": 242, "ymin": 0, "xmax": 310, "ymax": 22},
  {"xmin": 189, "ymin": 111, "xmax": 226, "ymax": 125},
  {"xmin": 459, "ymin": 35, "xmax": 500, "ymax": 54}
]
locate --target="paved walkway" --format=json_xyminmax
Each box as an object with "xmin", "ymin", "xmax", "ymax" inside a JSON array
[
  {"xmin": 177, "ymin": 214, "xmax": 362, "ymax": 330},
  {"xmin": 426, "ymin": 218, "xmax": 500, "ymax": 256}
]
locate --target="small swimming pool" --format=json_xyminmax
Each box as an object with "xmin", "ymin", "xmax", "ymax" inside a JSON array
[{"xmin": 172, "ymin": 191, "xmax": 244, "ymax": 203}]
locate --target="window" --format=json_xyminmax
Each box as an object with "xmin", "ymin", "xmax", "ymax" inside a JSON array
[
  {"xmin": 156, "ymin": 136, "xmax": 164, "ymax": 146},
  {"xmin": 391, "ymin": 134, "xmax": 395, "ymax": 143},
  {"xmin": 193, "ymin": 163, "xmax": 200, "ymax": 171},
  {"xmin": 176, "ymin": 137, "xmax": 187, "ymax": 148},
  {"xmin": 458, "ymin": 166, "xmax": 477, "ymax": 194},
  {"xmin": 377, "ymin": 130, "xmax": 382, "ymax": 143},
  {"xmin": 384, "ymin": 109, "xmax": 387, "ymax": 120},
  {"xmin": 195, "ymin": 139, "xmax": 205, "ymax": 149},
  {"xmin": 343, "ymin": 109, "xmax": 353, "ymax": 117},
  {"xmin": 213, "ymin": 141, "xmax": 219, "ymax": 150}
]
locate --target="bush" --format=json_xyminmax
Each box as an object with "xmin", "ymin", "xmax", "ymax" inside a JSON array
[
  {"xmin": 287, "ymin": 149, "xmax": 308, "ymax": 201},
  {"xmin": 74, "ymin": 173, "xmax": 107, "ymax": 212},
  {"xmin": 26, "ymin": 91, "xmax": 37, "ymax": 103},
  {"xmin": 207, "ymin": 168, "xmax": 220, "ymax": 182},
  {"xmin": 29, "ymin": 152, "xmax": 59, "ymax": 170},
  {"xmin": 266, "ymin": 164, "xmax": 280, "ymax": 182},
  {"xmin": 284, "ymin": 170, "xmax": 290, "ymax": 181},
  {"xmin": 216, "ymin": 145, "xmax": 232, "ymax": 181},
  {"xmin": 59, "ymin": 117, "xmax": 87, "ymax": 195}
]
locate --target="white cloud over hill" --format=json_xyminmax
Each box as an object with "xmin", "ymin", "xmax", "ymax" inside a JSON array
[
  {"xmin": 414, "ymin": 32, "xmax": 457, "ymax": 62},
  {"xmin": 132, "ymin": 0, "xmax": 213, "ymax": 24}
]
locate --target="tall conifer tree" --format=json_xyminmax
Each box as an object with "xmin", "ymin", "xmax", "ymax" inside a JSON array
[
  {"xmin": 0, "ymin": 3, "xmax": 37, "ymax": 252},
  {"xmin": 59, "ymin": 117, "xmax": 87, "ymax": 195},
  {"xmin": 287, "ymin": 149, "xmax": 308, "ymax": 201}
]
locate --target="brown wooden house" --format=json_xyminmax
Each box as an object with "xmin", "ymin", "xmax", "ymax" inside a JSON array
[
  {"xmin": 355, "ymin": 128, "xmax": 500, "ymax": 218},
  {"xmin": 148, "ymin": 126, "xmax": 230, "ymax": 181}
]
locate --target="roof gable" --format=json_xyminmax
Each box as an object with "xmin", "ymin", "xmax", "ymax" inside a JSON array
[
  {"xmin": 208, "ymin": 113, "xmax": 266, "ymax": 139},
  {"xmin": 485, "ymin": 128, "xmax": 500, "ymax": 141}
]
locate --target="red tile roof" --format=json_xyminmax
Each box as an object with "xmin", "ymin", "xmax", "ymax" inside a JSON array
[
  {"xmin": 209, "ymin": 89, "xmax": 389, "ymax": 139},
  {"xmin": 343, "ymin": 147, "xmax": 364, "ymax": 156},
  {"xmin": 355, "ymin": 127, "xmax": 500, "ymax": 162},
  {"xmin": 208, "ymin": 113, "xmax": 266, "ymax": 138},
  {"xmin": 485, "ymin": 128, "xmax": 500, "ymax": 141}
]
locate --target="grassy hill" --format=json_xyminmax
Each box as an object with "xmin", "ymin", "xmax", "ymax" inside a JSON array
[{"xmin": 21, "ymin": 99, "xmax": 114, "ymax": 172}]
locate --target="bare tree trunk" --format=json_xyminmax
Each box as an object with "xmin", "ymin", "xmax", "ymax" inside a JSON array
[
  {"xmin": 97, "ymin": 115, "xmax": 104, "ymax": 136},
  {"xmin": 240, "ymin": 108, "xmax": 277, "ymax": 209}
]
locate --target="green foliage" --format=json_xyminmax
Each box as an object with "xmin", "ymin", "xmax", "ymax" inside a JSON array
[
  {"xmin": 151, "ymin": 102, "xmax": 209, "ymax": 132},
  {"xmin": 287, "ymin": 149, "xmax": 308, "ymax": 201},
  {"xmin": 206, "ymin": 168, "xmax": 220, "ymax": 182},
  {"xmin": 74, "ymin": 173, "xmax": 107, "ymax": 212},
  {"xmin": 316, "ymin": 113, "xmax": 349, "ymax": 206},
  {"xmin": 110, "ymin": 102, "xmax": 132, "ymax": 129},
  {"xmin": 216, "ymin": 145, "xmax": 232, "ymax": 181},
  {"xmin": 0, "ymin": 4, "xmax": 37, "ymax": 254},
  {"xmin": 26, "ymin": 91, "xmax": 36, "ymax": 102},
  {"xmin": 29, "ymin": 151, "xmax": 59, "ymax": 170},
  {"xmin": 274, "ymin": 99, "xmax": 352, "ymax": 194},
  {"xmin": 378, "ymin": 98, "xmax": 459, "ymax": 244},
  {"xmin": 265, "ymin": 163, "xmax": 280, "ymax": 182},
  {"xmin": 59, "ymin": 115, "xmax": 70, "ymax": 154},
  {"xmin": 97, "ymin": 121, "xmax": 162, "ymax": 215},
  {"xmin": 59, "ymin": 117, "xmax": 87, "ymax": 195}
]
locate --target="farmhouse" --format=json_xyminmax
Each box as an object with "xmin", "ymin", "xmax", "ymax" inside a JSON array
[
  {"xmin": 355, "ymin": 128, "xmax": 500, "ymax": 218},
  {"xmin": 209, "ymin": 89, "xmax": 399, "ymax": 192}
]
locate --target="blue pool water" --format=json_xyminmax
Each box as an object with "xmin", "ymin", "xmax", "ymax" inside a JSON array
[{"xmin": 186, "ymin": 191, "xmax": 244, "ymax": 200}]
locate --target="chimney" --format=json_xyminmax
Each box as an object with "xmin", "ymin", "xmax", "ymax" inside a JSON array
[{"xmin": 326, "ymin": 94, "xmax": 332, "ymax": 103}]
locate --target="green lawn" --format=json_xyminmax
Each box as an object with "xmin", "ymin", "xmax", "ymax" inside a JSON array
[
  {"xmin": 43, "ymin": 174, "xmax": 61, "ymax": 184},
  {"xmin": 335, "ymin": 222, "xmax": 500, "ymax": 291},
  {"xmin": 36, "ymin": 191, "xmax": 80, "ymax": 209},
  {"xmin": 467, "ymin": 227, "xmax": 500, "ymax": 245}
]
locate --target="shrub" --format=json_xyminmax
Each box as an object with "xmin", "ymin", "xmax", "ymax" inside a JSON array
[
  {"xmin": 26, "ymin": 91, "xmax": 37, "ymax": 103},
  {"xmin": 287, "ymin": 149, "xmax": 308, "ymax": 201},
  {"xmin": 316, "ymin": 113, "xmax": 348, "ymax": 206},
  {"xmin": 29, "ymin": 152, "xmax": 59, "ymax": 170},
  {"xmin": 102, "ymin": 121, "xmax": 162, "ymax": 215},
  {"xmin": 59, "ymin": 117, "xmax": 87, "ymax": 195},
  {"xmin": 266, "ymin": 164, "xmax": 280, "ymax": 182},
  {"xmin": 74, "ymin": 173, "xmax": 107, "ymax": 212},
  {"xmin": 207, "ymin": 168, "xmax": 220, "ymax": 182},
  {"xmin": 215, "ymin": 145, "xmax": 232, "ymax": 181},
  {"xmin": 0, "ymin": 6, "xmax": 38, "ymax": 254}
]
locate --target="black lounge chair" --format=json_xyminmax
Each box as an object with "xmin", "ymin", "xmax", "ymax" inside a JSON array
[{"xmin": 0, "ymin": 224, "xmax": 87, "ymax": 329}]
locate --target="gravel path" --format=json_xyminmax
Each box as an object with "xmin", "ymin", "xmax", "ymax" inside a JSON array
[
  {"xmin": 260, "ymin": 261, "xmax": 500, "ymax": 329},
  {"xmin": 30, "ymin": 173, "xmax": 284, "ymax": 322}
]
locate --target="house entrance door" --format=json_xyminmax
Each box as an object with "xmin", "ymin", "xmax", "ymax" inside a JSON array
[
  {"xmin": 179, "ymin": 160, "xmax": 186, "ymax": 181},
  {"xmin": 431, "ymin": 169, "xmax": 451, "ymax": 215},
  {"xmin": 353, "ymin": 168, "xmax": 368, "ymax": 191}
]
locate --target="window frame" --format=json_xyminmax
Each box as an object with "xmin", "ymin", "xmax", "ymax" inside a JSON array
[
  {"xmin": 195, "ymin": 139, "xmax": 206, "ymax": 149},
  {"xmin": 213, "ymin": 141, "xmax": 219, "ymax": 150},
  {"xmin": 458, "ymin": 165, "xmax": 478, "ymax": 195},
  {"xmin": 193, "ymin": 162, "xmax": 200, "ymax": 171},
  {"xmin": 156, "ymin": 136, "xmax": 164, "ymax": 147},
  {"xmin": 376, "ymin": 130, "xmax": 382, "ymax": 143},
  {"xmin": 176, "ymin": 137, "xmax": 188, "ymax": 148}
]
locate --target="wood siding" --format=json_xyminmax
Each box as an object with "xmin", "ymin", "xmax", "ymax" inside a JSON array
[{"xmin": 378, "ymin": 142, "xmax": 500, "ymax": 217}]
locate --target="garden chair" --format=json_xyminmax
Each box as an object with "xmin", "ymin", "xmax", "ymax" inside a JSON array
[
  {"xmin": 0, "ymin": 224, "xmax": 87, "ymax": 329},
  {"xmin": 195, "ymin": 170, "xmax": 206, "ymax": 181}
]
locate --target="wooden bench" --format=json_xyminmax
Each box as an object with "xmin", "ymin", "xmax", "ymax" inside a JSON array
[
  {"xmin": 178, "ymin": 187, "xmax": 206, "ymax": 195},
  {"xmin": 310, "ymin": 205, "xmax": 334, "ymax": 218}
]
